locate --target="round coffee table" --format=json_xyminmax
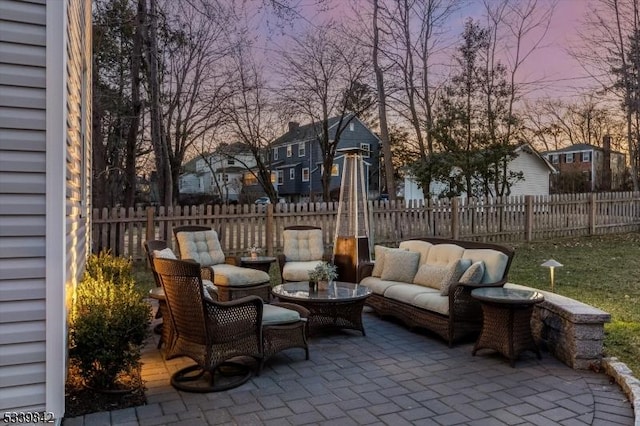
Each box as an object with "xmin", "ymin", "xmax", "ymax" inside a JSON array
[
  {"xmin": 271, "ymin": 281, "xmax": 372, "ymax": 335},
  {"xmin": 471, "ymin": 287, "xmax": 544, "ymax": 367},
  {"xmin": 240, "ymin": 256, "xmax": 276, "ymax": 273}
]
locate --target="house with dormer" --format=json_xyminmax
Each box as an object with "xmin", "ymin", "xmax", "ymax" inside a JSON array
[{"xmin": 269, "ymin": 115, "xmax": 381, "ymax": 201}]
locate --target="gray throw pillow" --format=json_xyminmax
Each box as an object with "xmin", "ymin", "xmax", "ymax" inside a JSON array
[
  {"xmin": 440, "ymin": 259, "xmax": 471, "ymax": 296},
  {"xmin": 380, "ymin": 250, "xmax": 420, "ymax": 283},
  {"xmin": 459, "ymin": 261, "xmax": 485, "ymax": 285}
]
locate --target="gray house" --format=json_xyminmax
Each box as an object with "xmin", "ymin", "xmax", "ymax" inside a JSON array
[
  {"xmin": 0, "ymin": 0, "xmax": 92, "ymax": 421},
  {"xmin": 269, "ymin": 115, "xmax": 381, "ymax": 201}
]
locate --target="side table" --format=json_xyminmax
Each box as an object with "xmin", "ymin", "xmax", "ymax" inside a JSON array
[
  {"xmin": 471, "ymin": 287, "xmax": 544, "ymax": 367},
  {"xmin": 240, "ymin": 256, "xmax": 276, "ymax": 274}
]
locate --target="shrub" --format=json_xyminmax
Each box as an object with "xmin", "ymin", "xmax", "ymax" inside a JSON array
[{"xmin": 69, "ymin": 252, "xmax": 151, "ymax": 390}]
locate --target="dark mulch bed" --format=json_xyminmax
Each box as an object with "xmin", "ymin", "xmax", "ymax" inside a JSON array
[{"xmin": 64, "ymin": 363, "xmax": 146, "ymax": 419}]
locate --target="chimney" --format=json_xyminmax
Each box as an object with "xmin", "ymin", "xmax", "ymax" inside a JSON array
[
  {"xmin": 288, "ymin": 121, "xmax": 299, "ymax": 132},
  {"xmin": 602, "ymin": 135, "xmax": 612, "ymax": 190}
]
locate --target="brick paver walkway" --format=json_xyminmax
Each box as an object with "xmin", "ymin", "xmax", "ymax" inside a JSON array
[{"xmin": 63, "ymin": 307, "xmax": 635, "ymax": 425}]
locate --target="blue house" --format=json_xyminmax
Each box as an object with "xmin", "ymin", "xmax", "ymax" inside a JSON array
[{"xmin": 270, "ymin": 115, "xmax": 381, "ymax": 201}]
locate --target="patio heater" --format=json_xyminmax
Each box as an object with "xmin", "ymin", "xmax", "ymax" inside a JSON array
[{"xmin": 332, "ymin": 148, "xmax": 371, "ymax": 283}]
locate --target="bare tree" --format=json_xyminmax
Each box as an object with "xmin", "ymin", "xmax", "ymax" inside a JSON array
[
  {"xmin": 222, "ymin": 44, "xmax": 281, "ymax": 202},
  {"xmin": 575, "ymin": 0, "xmax": 640, "ymax": 191},
  {"xmin": 381, "ymin": 0, "xmax": 460, "ymax": 198},
  {"xmin": 372, "ymin": 0, "xmax": 397, "ymax": 199},
  {"xmin": 277, "ymin": 26, "xmax": 375, "ymax": 201},
  {"xmin": 145, "ymin": 0, "xmax": 172, "ymax": 206}
]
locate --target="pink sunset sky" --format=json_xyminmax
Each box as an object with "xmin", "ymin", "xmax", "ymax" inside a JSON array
[{"xmin": 255, "ymin": 0, "xmax": 598, "ymax": 101}]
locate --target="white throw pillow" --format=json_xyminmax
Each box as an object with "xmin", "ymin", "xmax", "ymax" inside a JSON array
[
  {"xmin": 380, "ymin": 250, "xmax": 420, "ymax": 283},
  {"xmin": 413, "ymin": 264, "xmax": 450, "ymax": 290},
  {"xmin": 153, "ymin": 248, "xmax": 177, "ymax": 260}
]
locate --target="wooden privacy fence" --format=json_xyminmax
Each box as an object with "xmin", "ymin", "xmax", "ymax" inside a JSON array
[{"xmin": 92, "ymin": 192, "xmax": 640, "ymax": 262}]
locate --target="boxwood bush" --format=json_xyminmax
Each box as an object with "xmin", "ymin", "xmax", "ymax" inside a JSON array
[{"xmin": 69, "ymin": 252, "xmax": 151, "ymax": 390}]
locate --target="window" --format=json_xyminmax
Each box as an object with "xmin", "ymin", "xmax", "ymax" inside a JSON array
[
  {"xmin": 273, "ymin": 148, "xmax": 279, "ymax": 160},
  {"xmin": 287, "ymin": 145, "xmax": 292, "ymax": 157},
  {"xmin": 550, "ymin": 154, "xmax": 559, "ymax": 164},
  {"xmin": 331, "ymin": 164, "xmax": 339, "ymax": 176},
  {"xmin": 360, "ymin": 143, "xmax": 370, "ymax": 158},
  {"xmin": 302, "ymin": 168, "xmax": 310, "ymax": 182},
  {"xmin": 582, "ymin": 152, "xmax": 591, "ymax": 162},
  {"xmin": 277, "ymin": 170, "xmax": 284, "ymax": 185},
  {"xmin": 349, "ymin": 122, "xmax": 355, "ymax": 131},
  {"xmin": 227, "ymin": 159, "xmax": 235, "ymax": 165},
  {"xmin": 298, "ymin": 142, "xmax": 305, "ymax": 157},
  {"xmin": 565, "ymin": 153, "xmax": 574, "ymax": 163},
  {"xmin": 289, "ymin": 168, "xmax": 295, "ymax": 180}
]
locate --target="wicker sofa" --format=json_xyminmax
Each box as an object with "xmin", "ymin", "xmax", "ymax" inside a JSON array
[{"xmin": 358, "ymin": 237, "xmax": 515, "ymax": 346}]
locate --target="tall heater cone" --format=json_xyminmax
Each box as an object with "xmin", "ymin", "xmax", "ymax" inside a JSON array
[{"xmin": 333, "ymin": 148, "xmax": 371, "ymax": 283}]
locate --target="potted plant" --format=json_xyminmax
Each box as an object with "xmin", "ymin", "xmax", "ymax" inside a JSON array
[
  {"xmin": 248, "ymin": 245, "xmax": 262, "ymax": 260},
  {"xmin": 308, "ymin": 261, "xmax": 338, "ymax": 291}
]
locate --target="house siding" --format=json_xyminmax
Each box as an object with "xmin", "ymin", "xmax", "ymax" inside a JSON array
[
  {"xmin": 0, "ymin": 0, "xmax": 90, "ymax": 419},
  {"xmin": 508, "ymin": 149, "xmax": 551, "ymax": 196},
  {"xmin": 0, "ymin": 0, "xmax": 49, "ymax": 413}
]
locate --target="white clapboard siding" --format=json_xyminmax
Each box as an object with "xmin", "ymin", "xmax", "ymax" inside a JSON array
[{"xmin": 0, "ymin": 0, "xmax": 91, "ymax": 418}]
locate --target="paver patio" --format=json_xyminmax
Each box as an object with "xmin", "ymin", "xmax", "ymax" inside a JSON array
[{"xmin": 63, "ymin": 304, "xmax": 635, "ymax": 425}]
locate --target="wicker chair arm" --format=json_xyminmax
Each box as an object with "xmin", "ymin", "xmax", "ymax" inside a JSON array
[
  {"xmin": 204, "ymin": 295, "xmax": 264, "ymax": 332},
  {"xmin": 225, "ymin": 255, "xmax": 241, "ymax": 266},
  {"xmin": 357, "ymin": 261, "xmax": 375, "ymax": 282},
  {"xmin": 276, "ymin": 254, "xmax": 286, "ymax": 280},
  {"xmin": 269, "ymin": 302, "xmax": 310, "ymax": 319},
  {"xmin": 450, "ymin": 278, "xmax": 507, "ymax": 293}
]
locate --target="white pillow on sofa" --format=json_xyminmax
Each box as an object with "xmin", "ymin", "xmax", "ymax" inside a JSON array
[
  {"xmin": 412, "ymin": 258, "xmax": 471, "ymax": 295},
  {"xmin": 380, "ymin": 250, "xmax": 420, "ymax": 283},
  {"xmin": 372, "ymin": 246, "xmax": 406, "ymax": 278}
]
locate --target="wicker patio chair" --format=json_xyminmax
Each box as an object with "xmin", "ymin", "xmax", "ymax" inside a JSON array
[
  {"xmin": 173, "ymin": 225, "xmax": 271, "ymax": 302},
  {"xmin": 278, "ymin": 225, "xmax": 331, "ymax": 282},
  {"xmin": 153, "ymin": 257, "xmax": 263, "ymax": 392}
]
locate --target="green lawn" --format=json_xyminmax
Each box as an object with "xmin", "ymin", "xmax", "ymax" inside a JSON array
[{"xmin": 508, "ymin": 232, "xmax": 640, "ymax": 377}]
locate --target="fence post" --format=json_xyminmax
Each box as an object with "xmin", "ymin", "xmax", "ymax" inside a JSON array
[
  {"xmin": 525, "ymin": 195, "xmax": 533, "ymax": 242},
  {"xmin": 266, "ymin": 204, "xmax": 274, "ymax": 256},
  {"xmin": 451, "ymin": 197, "xmax": 460, "ymax": 240},
  {"xmin": 589, "ymin": 192, "xmax": 597, "ymax": 235},
  {"xmin": 146, "ymin": 207, "xmax": 155, "ymax": 242}
]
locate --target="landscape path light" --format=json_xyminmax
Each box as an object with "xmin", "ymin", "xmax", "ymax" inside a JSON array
[{"xmin": 541, "ymin": 259, "xmax": 563, "ymax": 292}]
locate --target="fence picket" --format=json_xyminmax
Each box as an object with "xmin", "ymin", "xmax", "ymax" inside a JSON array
[{"xmin": 90, "ymin": 192, "xmax": 640, "ymax": 261}]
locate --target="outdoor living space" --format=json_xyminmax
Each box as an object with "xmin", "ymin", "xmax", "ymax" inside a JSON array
[{"xmin": 63, "ymin": 300, "xmax": 635, "ymax": 426}]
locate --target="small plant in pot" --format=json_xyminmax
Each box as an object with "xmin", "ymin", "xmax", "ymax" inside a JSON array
[
  {"xmin": 308, "ymin": 261, "xmax": 338, "ymax": 291},
  {"xmin": 69, "ymin": 251, "xmax": 151, "ymax": 392}
]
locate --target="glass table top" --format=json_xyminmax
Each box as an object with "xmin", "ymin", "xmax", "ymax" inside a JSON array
[
  {"xmin": 471, "ymin": 287, "xmax": 544, "ymax": 304},
  {"xmin": 272, "ymin": 281, "xmax": 372, "ymax": 302}
]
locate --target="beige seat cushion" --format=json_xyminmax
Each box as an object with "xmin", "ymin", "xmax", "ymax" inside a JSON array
[
  {"xmin": 153, "ymin": 248, "xmax": 177, "ymax": 260},
  {"xmin": 176, "ymin": 230, "xmax": 225, "ymax": 266},
  {"xmin": 399, "ymin": 240, "xmax": 433, "ymax": 265},
  {"xmin": 360, "ymin": 276, "xmax": 403, "ymax": 296},
  {"xmin": 462, "ymin": 249, "xmax": 508, "ymax": 284},
  {"xmin": 283, "ymin": 229, "xmax": 324, "ymax": 261},
  {"xmin": 282, "ymin": 260, "xmax": 325, "ymax": 282},
  {"xmin": 209, "ymin": 264, "xmax": 269, "ymax": 287},
  {"xmin": 383, "ymin": 284, "xmax": 449, "ymax": 316},
  {"xmin": 380, "ymin": 250, "xmax": 420, "ymax": 283},
  {"xmin": 262, "ymin": 304, "xmax": 302, "ymax": 326}
]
